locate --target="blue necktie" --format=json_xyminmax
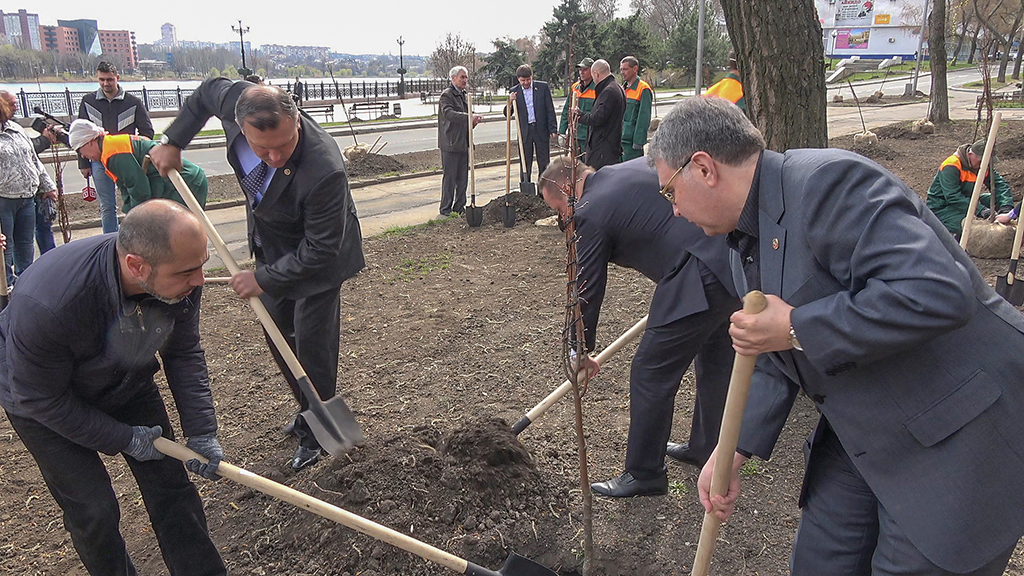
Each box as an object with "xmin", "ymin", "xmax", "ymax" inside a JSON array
[{"xmin": 241, "ymin": 161, "xmax": 268, "ymax": 247}]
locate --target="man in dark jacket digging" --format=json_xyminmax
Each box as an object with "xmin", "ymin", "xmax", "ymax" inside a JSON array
[
  {"xmin": 0, "ymin": 200, "xmax": 226, "ymax": 575},
  {"xmin": 539, "ymin": 156, "xmax": 739, "ymax": 497},
  {"xmin": 151, "ymin": 78, "xmax": 366, "ymax": 471}
]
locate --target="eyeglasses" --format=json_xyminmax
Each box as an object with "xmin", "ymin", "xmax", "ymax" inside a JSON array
[{"xmin": 659, "ymin": 153, "xmax": 694, "ymax": 202}]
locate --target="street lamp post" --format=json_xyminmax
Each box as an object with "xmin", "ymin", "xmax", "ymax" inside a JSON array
[
  {"xmin": 231, "ymin": 20, "xmax": 250, "ymax": 76},
  {"xmin": 397, "ymin": 36, "xmax": 407, "ymax": 98},
  {"xmin": 831, "ymin": 29, "xmax": 839, "ymax": 68}
]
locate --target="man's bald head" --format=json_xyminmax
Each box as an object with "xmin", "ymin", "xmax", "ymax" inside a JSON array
[
  {"xmin": 591, "ymin": 59, "xmax": 612, "ymax": 83},
  {"xmin": 116, "ymin": 199, "xmax": 206, "ymax": 266}
]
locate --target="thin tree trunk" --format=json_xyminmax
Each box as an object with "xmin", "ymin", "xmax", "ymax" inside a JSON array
[
  {"xmin": 1013, "ymin": 24, "xmax": 1024, "ymax": 79},
  {"xmin": 929, "ymin": 0, "xmax": 950, "ymax": 122},
  {"xmin": 719, "ymin": 0, "xmax": 827, "ymax": 149},
  {"xmin": 969, "ymin": 26, "xmax": 981, "ymax": 63},
  {"xmin": 951, "ymin": 8, "xmax": 970, "ymax": 65}
]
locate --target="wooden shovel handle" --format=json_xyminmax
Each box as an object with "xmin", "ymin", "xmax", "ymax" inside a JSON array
[
  {"xmin": 506, "ymin": 96, "xmax": 512, "ymax": 195},
  {"xmin": 467, "ymin": 92, "xmax": 476, "ymax": 200},
  {"xmin": 517, "ymin": 315, "xmax": 648, "ymax": 430},
  {"xmin": 691, "ymin": 290, "xmax": 768, "ymax": 576},
  {"xmin": 511, "ymin": 99, "xmax": 529, "ymax": 173},
  {"xmin": 154, "ymin": 438, "xmax": 473, "ymax": 574},
  {"xmin": 167, "ymin": 169, "xmax": 310, "ymax": 384},
  {"xmin": 961, "ymin": 112, "xmax": 1002, "ymax": 250}
]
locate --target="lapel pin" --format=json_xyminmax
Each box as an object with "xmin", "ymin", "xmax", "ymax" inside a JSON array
[
  {"xmin": 284, "ymin": 169, "xmax": 291, "ymax": 176},
  {"xmin": 772, "ymin": 238, "xmax": 780, "ymax": 250}
]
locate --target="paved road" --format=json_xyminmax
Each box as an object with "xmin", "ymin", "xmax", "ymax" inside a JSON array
[{"xmin": 56, "ymin": 67, "xmax": 1024, "ymax": 272}]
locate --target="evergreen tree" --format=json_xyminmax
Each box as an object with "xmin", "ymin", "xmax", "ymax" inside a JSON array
[{"xmin": 534, "ymin": 0, "xmax": 597, "ymax": 93}]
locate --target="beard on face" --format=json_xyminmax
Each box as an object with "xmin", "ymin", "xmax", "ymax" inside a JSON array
[{"xmin": 138, "ymin": 274, "xmax": 187, "ymax": 305}]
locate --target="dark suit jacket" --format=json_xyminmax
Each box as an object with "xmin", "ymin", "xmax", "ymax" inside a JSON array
[
  {"xmin": 575, "ymin": 158, "xmax": 737, "ymax": 350},
  {"xmin": 735, "ymin": 149, "xmax": 1024, "ymax": 573},
  {"xmin": 578, "ymin": 74, "xmax": 625, "ymax": 170},
  {"xmin": 503, "ymin": 80, "xmax": 557, "ymax": 137},
  {"xmin": 437, "ymin": 84, "xmax": 469, "ymax": 153},
  {"xmin": 163, "ymin": 77, "xmax": 365, "ymax": 300}
]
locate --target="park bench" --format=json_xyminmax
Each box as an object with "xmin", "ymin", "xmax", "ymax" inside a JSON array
[
  {"xmin": 976, "ymin": 89, "xmax": 1023, "ymax": 108},
  {"xmin": 350, "ymin": 101, "xmax": 390, "ymax": 119},
  {"xmin": 301, "ymin": 104, "xmax": 334, "ymax": 123}
]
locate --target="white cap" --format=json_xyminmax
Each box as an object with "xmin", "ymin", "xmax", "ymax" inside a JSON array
[{"xmin": 67, "ymin": 119, "xmax": 105, "ymax": 151}]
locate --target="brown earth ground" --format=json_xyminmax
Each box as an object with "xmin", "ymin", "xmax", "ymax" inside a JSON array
[{"xmin": 4, "ymin": 120, "xmax": 1024, "ymax": 575}]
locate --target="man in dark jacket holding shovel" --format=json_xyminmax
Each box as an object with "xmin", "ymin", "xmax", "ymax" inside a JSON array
[
  {"xmin": 151, "ymin": 78, "xmax": 366, "ymax": 471},
  {"xmin": 0, "ymin": 200, "xmax": 226, "ymax": 575},
  {"xmin": 575, "ymin": 59, "xmax": 625, "ymax": 170},
  {"xmin": 538, "ymin": 156, "xmax": 739, "ymax": 497}
]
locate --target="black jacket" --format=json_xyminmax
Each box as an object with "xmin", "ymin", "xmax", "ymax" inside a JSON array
[
  {"xmin": 437, "ymin": 84, "xmax": 470, "ymax": 153},
  {"xmin": 0, "ymin": 234, "xmax": 216, "ymax": 455},
  {"xmin": 575, "ymin": 158, "xmax": 737, "ymax": 350},
  {"xmin": 163, "ymin": 77, "xmax": 366, "ymax": 299},
  {"xmin": 77, "ymin": 88, "xmax": 154, "ymax": 169},
  {"xmin": 503, "ymin": 80, "xmax": 558, "ymax": 137},
  {"xmin": 578, "ymin": 74, "xmax": 625, "ymax": 170}
]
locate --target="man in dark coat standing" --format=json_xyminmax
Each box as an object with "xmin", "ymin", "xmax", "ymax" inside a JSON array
[
  {"xmin": 151, "ymin": 79, "xmax": 365, "ymax": 471},
  {"xmin": 503, "ymin": 64, "xmax": 557, "ymax": 185},
  {"xmin": 539, "ymin": 156, "xmax": 738, "ymax": 497},
  {"xmin": 576, "ymin": 59, "xmax": 625, "ymax": 170},
  {"xmin": 437, "ymin": 66, "xmax": 482, "ymax": 216}
]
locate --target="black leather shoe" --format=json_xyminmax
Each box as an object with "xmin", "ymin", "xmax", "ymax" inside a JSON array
[
  {"xmin": 290, "ymin": 445, "xmax": 323, "ymax": 471},
  {"xmin": 591, "ymin": 471, "xmax": 668, "ymax": 497},
  {"xmin": 666, "ymin": 442, "xmax": 704, "ymax": 467}
]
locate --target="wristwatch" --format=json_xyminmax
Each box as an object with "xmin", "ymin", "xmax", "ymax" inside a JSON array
[
  {"xmin": 789, "ymin": 324, "xmax": 803, "ymax": 351},
  {"xmin": 159, "ymin": 134, "xmax": 179, "ymax": 148}
]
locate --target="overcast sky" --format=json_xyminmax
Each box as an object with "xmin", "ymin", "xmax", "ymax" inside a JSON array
[{"xmin": 28, "ymin": 1, "xmax": 629, "ymax": 56}]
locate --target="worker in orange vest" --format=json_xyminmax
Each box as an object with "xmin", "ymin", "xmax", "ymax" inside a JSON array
[
  {"xmin": 703, "ymin": 54, "xmax": 745, "ymax": 112},
  {"xmin": 620, "ymin": 56, "xmax": 654, "ymax": 162},
  {"xmin": 559, "ymin": 57, "xmax": 597, "ymax": 162}
]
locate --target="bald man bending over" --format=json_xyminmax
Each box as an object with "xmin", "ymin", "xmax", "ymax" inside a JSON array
[{"xmin": 0, "ymin": 199, "xmax": 226, "ymax": 575}]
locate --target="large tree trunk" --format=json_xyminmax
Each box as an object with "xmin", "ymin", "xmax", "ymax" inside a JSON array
[
  {"xmin": 929, "ymin": 0, "xmax": 950, "ymax": 122},
  {"xmin": 969, "ymin": 26, "xmax": 981, "ymax": 63},
  {"xmin": 719, "ymin": 0, "xmax": 827, "ymax": 150}
]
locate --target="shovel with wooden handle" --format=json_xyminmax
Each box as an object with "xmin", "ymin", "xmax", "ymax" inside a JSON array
[
  {"xmin": 465, "ymin": 91, "xmax": 484, "ymax": 228},
  {"xmin": 502, "ymin": 95, "xmax": 517, "ymax": 228},
  {"xmin": 511, "ymin": 99, "xmax": 537, "ymax": 198},
  {"xmin": 512, "ymin": 316, "xmax": 648, "ymax": 435},
  {"xmin": 167, "ymin": 168, "xmax": 364, "ymax": 457},
  {"xmin": 155, "ymin": 438, "xmax": 558, "ymax": 576},
  {"xmin": 691, "ymin": 291, "xmax": 767, "ymax": 576},
  {"xmin": 960, "ymin": 112, "xmax": 1002, "ymax": 250},
  {"xmin": 0, "ymin": 262, "xmax": 8, "ymax": 311},
  {"xmin": 996, "ymin": 206, "xmax": 1024, "ymax": 305}
]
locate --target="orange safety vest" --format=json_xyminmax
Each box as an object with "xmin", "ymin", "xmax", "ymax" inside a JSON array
[
  {"xmin": 624, "ymin": 78, "xmax": 652, "ymax": 102},
  {"xmin": 938, "ymin": 153, "xmax": 981, "ymax": 184},
  {"xmin": 704, "ymin": 74, "xmax": 744, "ymax": 105},
  {"xmin": 573, "ymin": 81, "xmax": 597, "ymax": 101},
  {"xmin": 99, "ymin": 134, "xmax": 142, "ymax": 183}
]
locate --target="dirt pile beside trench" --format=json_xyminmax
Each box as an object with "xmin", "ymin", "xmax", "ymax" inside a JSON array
[{"xmin": 479, "ymin": 192, "xmax": 554, "ymax": 226}]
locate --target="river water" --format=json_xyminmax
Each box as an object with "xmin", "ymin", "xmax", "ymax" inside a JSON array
[{"xmin": 0, "ymin": 76, "xmax": 432, "ymax": 93}]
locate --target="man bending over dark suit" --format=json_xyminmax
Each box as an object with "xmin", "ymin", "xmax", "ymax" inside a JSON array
[
  {"xmin": 151, "ymin": 79, "xmax": 366, "ymax": 471},
  {"xmin": 652, "ymin": 96, "xmax": 1024, "ymax": 575},
  {"xmin": 539, "ymin": 156, "xmax": 739, "ymax": 497}
]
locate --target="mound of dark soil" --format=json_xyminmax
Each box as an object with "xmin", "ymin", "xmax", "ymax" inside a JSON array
[
  {"xmin": 214, "ymin": 418, "xmax": 578, "ymax": 576},
  {"xmin": 872, "ymin": 122, "xmax": 927, "ymax": 140},
  {"xmin": 347, "ymin": 154, "xmax": 405, "ymax": 178},
  {"xmin": 479, "ymin": 191, "xmax": 554, "ymax": 226}
]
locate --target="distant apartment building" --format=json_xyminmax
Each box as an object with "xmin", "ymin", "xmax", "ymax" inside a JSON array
[
  {"xmin": 57, "ymin": 19, "xmax": 102, "ymax": 56},
  {"xmin": 177, "ymin": 40, "xmax": 217, "ymax": 50},
  {"xmin": 0, "ymin": 9, "xmax": 41, "ymax": 50},
  {"xmin": 98, "ymin": 29, "xmax": 138, "ymax": 68},
  {"xmin": 40, "ymin": 24, "xmax": 80, "ymax": 55},
  {"xmin": 261, "ymin": 44, "xmax": 329, "ymax": 60},
  {"xmin": 160, "ymin": 22, "xmax": 176, "ymax": 47}
]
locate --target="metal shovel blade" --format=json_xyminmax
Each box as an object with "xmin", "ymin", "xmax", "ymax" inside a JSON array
[
  {"xmin": 466, "ymin": 205, "xmax": 484, "ymax": 228},
  {"xmin": 297, "ymin": 376, "xmax": 364, "ymax": 457},
  {"xmin": 519, "ymin": 181, "xmax": 537, "ymax": 197},
  {"xmin": 465, "ymin": 552, "xmax": 558, "ymax": 576},
  {"xmin": 996, "ymin": 273, "xmax": 1024, "ymax": 306},
  {"xmin": 502, "ymin": 196, "xmax": 517, "ymax": 228}
]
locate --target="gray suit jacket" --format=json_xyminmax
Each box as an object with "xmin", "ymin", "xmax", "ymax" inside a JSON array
[
  {"xmin": 163, "ymin": 77, "xmax": 365, "ymax": 300},
  {"xmin": 437, "ymin": 84, "xmax": 469, "ymax": 153},
  {"xmin": 575, "ymin": 158, "xmax": 737, "ymax": 350},
  {"xmin": 736, "ymin": 149, "xmax": 1024, "ymax": 572}
]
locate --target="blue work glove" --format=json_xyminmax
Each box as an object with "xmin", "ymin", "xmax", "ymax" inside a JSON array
[
  {"xmin": 979, "ymin": 206, "xmax": 993, "ymax": 219},
  {"xmin": 123, "ymin": 425, "xmax": 165, "ymax": 462},
  {"xmin": 185, "ymin": 434, "xmax": 223, "ymax": 480}
]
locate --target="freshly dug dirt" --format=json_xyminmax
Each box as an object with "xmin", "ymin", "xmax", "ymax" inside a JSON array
[
  {"xmin": 6, "ymin": 119, "xmax": 1024, "ymax": 576},
  {"xmin": 345, "ymin": 153, "xmax": 405, "ymax": 178}
]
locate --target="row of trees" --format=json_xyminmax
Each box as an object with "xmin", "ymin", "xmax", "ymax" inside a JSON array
[{"xmin": 430, "ymin": 0, "xmax": 731, "ymax": 92}]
